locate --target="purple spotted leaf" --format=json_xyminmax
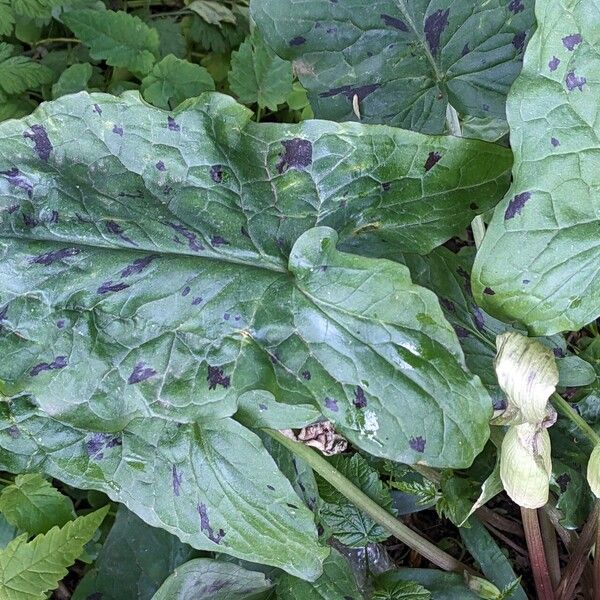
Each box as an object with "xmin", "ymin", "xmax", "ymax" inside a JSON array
[
  {"xmin": 251, "ymin": 0, "xmax": 535, "ymax": 133},
  {"xmin": 473, "ymin": 0, "xmax": 600, "ymax": 334}
]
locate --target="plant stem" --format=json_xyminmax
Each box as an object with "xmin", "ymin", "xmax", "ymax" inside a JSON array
[
  {"xmin": 551, "ymin": 392, "xmax": 600, "ymax": 446},
  {"xmin": 34, "ymin": 37, "xmax": 80, "ymax": 46},
  {"xmin": 266, "ymin": 429, "xmax": 475, "ymax": 575},
  {"xmin": 539, "ymin": 508, "xmax": 561, "ymax": 589},
  {"xmin": 595, "ymin": 509, "xmax": 600, "ymax": 600},
  {"xmin": 521, "ymin": 507, "xmax": 556, "ymax": 599},
  {"xmin": 556, "ymin": 501, "xmax": 599, "ymax": 600}
]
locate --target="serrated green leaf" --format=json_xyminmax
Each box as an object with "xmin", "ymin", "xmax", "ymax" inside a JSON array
[
  {"xmin": 318, "ymin": 454, "xmax": 393, "ymax": 547},
  {"xmin": 473, "ymin": 0, "xmax": 600, "ymax": 335},
  {"xmin": 141, "ymin": 54, "xmax": 214, "ymax": 109},
  {"xmin": 186, "ymin": 5, "xmax": 249, "ymax": 53},
  {"xmin": 375, "ymin": 569, "xmax": 479, "ymax": 600},
  {"xmin": 0, "ymin": 474, "xmax": 75, "ymax": 535},
  {"xmin": 11, "ymin": 0, "xmax": 63, "ymax": 18},
  {"xmin": 372, "ymin": 580, "xmax": 431, "ymax": 600},
  {"xmin": 276, "ymin": 548, "xmax": 361, "ymax": 600},
  {"xmin": 251, "ymin": 0, "xmax": 535, "ymax": 134},
  {"xmin": 0, "ymin": 91, "xmax": 504, "ymax": 468},
  {"xmin": 186, "ymin": 0, "xmax": 236, "ymax": 25},
  {"xmin": 152, "ymin": 17, "xmax": 187, "ymax": 59},
  {"xmin": 0, "ymin": 96, "xmax": 36, "ymax": 122},
  {"xmin": 0, "ymin": 505, "xmax": 108, "ymax": 600},
  {"xmin": 62, "ymin": 9, "xmax": 159, "ymax": 75},
  {"xmin": 229, "ymin": 31, "xmax": 293, "ymax": 110},
  {"xmin": 0, "ymin": 54, "xmax": 53, "ymax": 98},
  {"xmin": 52, "ymin": 62, "xmax": 93, "ymax": 99},
  {"xmin": 151, "ymin": 558, "xmax": 272, "ymax": 599},
  {"xmin": 73, "ymin": 506, "xmax": 195, "ymax": 600},
  {"xmin": 0, "ymin": 0, "xmax": 15, "ymax": 36}
]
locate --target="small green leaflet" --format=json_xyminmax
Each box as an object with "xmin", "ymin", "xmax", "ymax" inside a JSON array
[
  {"xmin": 0, "ymin": 474, "xmax": 75, "ymax": 535},
  {"xmin": 150, "ymin": 558, "xmax": 273, "ymax": 599},
  {"xmin": 276, "ymin": 548, "xmax": 362, "ymax": 600},
  {"xmin": 11, "ymin": 0, "xmax": 67, "ymax": 18},
  {"xmin": 141, "ymin": 54, "xmax": 215, "ymax": 110},
  {"xmin": 73, "ymin": 506, "xmax": 195, "ymax": 600},
  {"xmin": 473, "ymin": 0, "xmax": 600, "ymax": 335},
  {"xmin": 0, "ymin": 506, "xmax": 108, "ymax": 600},
  {"xmin": 152, "ymin": 17, "xmax": 187, "ymax": 59},
  {"xmin": 251, "ymin": 0, "xmax": 534, "ymax": 134},
  {"xmin": 52, "ymin": 62, "xmax": 93, "ymax": 99},
  {"xmin": 372, "ymin": 580, "xmax": 431, "ymax": 600},
  {"xmin": 186, "ymin": 0, "xmax": 236, "ymax": 26},
  {"xmin": 62, "ymin": 9, "xmax": 159, "ymax": 75},
  {"xmin": 229, "ymin": 31, "xmax": 293, "ymax": 111},
  {"xmin": 0, "ymin": 43, "xmax": 53, "ymax": 102},
  {"xmin": 0, "ymin": 0, "xmax": 14, "ymax": 36}
]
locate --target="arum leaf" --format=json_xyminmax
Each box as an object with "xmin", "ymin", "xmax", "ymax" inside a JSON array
[
  {"xmin": 73, "ymin": 506, "xmax": 195, "ymax": 600},
  {"xmin": 0, "ymin": 91, "xmax": 495, "ymax": 469},
  {"xmin": 473, "ymin": 0, "xmax": 600, "ymax": 334},
  {"xmin": 251, "ymin": 0, "xmax": 534, "ymax": 133},
  {"xmin": 0, "ymin": 474, "xmax": 75, "ymax": 535}
]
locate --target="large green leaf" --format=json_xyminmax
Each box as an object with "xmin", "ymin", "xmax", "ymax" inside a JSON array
[
  {"xmin": 73, "ymin": 506, "xmax": 195, "ymax": 600},
  {"xmin": 472, "ymin": 0, "xmax": 600, "ymax": 334},
  {"xmin": 251, "ymin": 0, "xmax": 534, "ymax": 134},
  {"xmin": 0, "ymin": 397, "xmax": 325, "ymax": 579}
]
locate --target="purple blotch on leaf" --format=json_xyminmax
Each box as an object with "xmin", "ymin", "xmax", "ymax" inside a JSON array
[
  {"xmin": 461, "ymin": 43, "xmax": 469, "ymax": 56},
  {"xmin": 207, "ymin": 366, "xmax": 230, "ymax": 390},
  {"xmin": 512, "ymin": 31, "xmax": 526, "ymax": 52},
  {"xmin": 172, "ymin": 465, "xmax": 183, "ymax": 496},
  {"xmin": 197, "ymin": 503, "xmax": 225, "ymax": 544},
  {"xmin": 1, "ymin": 168, "xmax": 33, "ymax": 197},
  {"xmin": 106, "ymin": 220, "xmax": 136, "ymax": 246},
  {"xmin": 301, "ymin": 370, "xmax": 311, "ymax": 380},
  {"xmin": 508, "ymin": 0, "xmax": 524, "ymax": 13},
  {"xmin": 167, "ymin": 116, "xmax": 180, "ymax": 131},
  {"xmin": 553, "ymin": 347, "xmax": 566, "ymax": 358},
  {"xmin": 97, "ymin": 281, "xmax": 131, "ymax": 295},
  {"xmin": 223, "ymin": 313, "xmax": 230, "ymax": 320},
  {"xmin": 325, "ymin": 397, "xmax": 339, "ymax": 412},
  {"xmin": 457, "ymin": 266, "xmax": 473, "ymax": 296},
  {"xmin": 30, "ymin": 247, "xmax": 80, "ymax": 266},
  {"xmin": 128, "ymin": 362, "xmax": 157, "ymax": 384},
  {"xmin": 424, "ymin": 9, "xmax": 449, "ymax": 55},
  {"xmin": 548, "ymin": 56, "xmax": 560, "ymax": 71},
  {"xmin": 7, "ymin": 204, "xmax": 19, "ymax": 214},
  {"xmin": 504, "ymin": 191, "xmax": 531, "ymax": 220},
  {"xmin": 409, "ymin": 436, "xmax": 426, "ymax": 452},
  {"xmin": 85, "ymin": 433, "xmax": 122, "ymax": 460},
  {"xmin": 289, "ymin": 35, "xmax": 306, "ymax": 46},
  {"xmin": 240, "ymin": 225, "xmax": 250, "ymax": 238},
  {"xmin": 424, "ymin": 151, "xmax": 442, "ymax": 171},
  {"xmin": 267, "ymin": 484, "xmax": 275, "ymax": 491},
  {"xmin": 556, "ymin": 472, "xmax": 571, "ymax": 492},
  {"xmin": 563, "ymin": 33, "xmax": 583, "ymax": 51},
  {"xmin": 454, "ymin": 325, "xmax": 469, "ymax": 339},
  {"xmin": 211, "ymin": 235, "xmax": 229, "ymax": 247},
  {"xmin": 192, "ymin": 296, "xmax": 203, "ymax": 305},
  {"xmin": 0, "ymin": 305, "xmax": 7, "ymax": 321},
  {"xmin": 382, "ymin": 181, "xmax": 391, "ymax": 192},
  {"xmin": 319, "ymin": 83, "xmax": 380, "ymax": 101},
  {"xmin": 48, "ymin": 210, "xmax": 58, "ymax": 224},
  {"xmin": 566, "ymin": 71, "xmax": 586, "ymax": 91},
  {"xmin": 155, "ymin": 160, "xmax": 166, "ymax": 172},
  {"xmin": 57, "ymin": 319, "xmax": 65, "ymax": 328},
  {"xmin": 472, "ymin": 308, "xmax": 485, "ymax": 331},
  {"xmin": 276, "ymin": 138, "xmax": 313, "ymax": 174},
  {"xmin": 182, "ymin": 286, "xmax": 191, "ymax": 297},
  {"xmin": 120, "ymin": 254, "xmax": 158, "ymax": 278},
  {"xmin": 258, "ymin": 403, "xmax": 268, "ymax": 411},
  {"xmin": 112, "ymin": 125, "xmax": 123, "ymax": 136},
  {"xmin": 551, "ymin": 137, "xmax": 560, "ymax": 147},
  {"xmin": 30, "ymin": 355, "xmax": 67, "ymax": 376},
  {"xmin": 210, "ymin": 165, "xmax": 223, "ymax": 183},
  {"xmin": 23, "ymin": 125, "xmax": 52, "ymax": 161},
  {"xmin": 8, "ymin": 426, "xmax": 20, "ymax": 439},
  {"xmin": 353, "ymin": 386, "xmax": 367, "ymax": 408},
  {"xmin": 440, "ymin": 298, "xmax": 455, "ymax": 312},
  {"xmin": 483, "ymin": 287, "xmax": 495, "ymax": 296},
  {"xmin": 380, "ymin": 13, "xmax": 408, "ymax": 31},
  {"xmin": 93, "ymin": 104, "xmax": 102, "ymax": 115},
  {"xmin": 168, "ymin": 222, "xmax": 204, "ymax": 252}
]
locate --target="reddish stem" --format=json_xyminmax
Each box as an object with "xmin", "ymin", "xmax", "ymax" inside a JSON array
[{"xmin": 521, "ymin": 507, "xmax": 556, "ymax": 600}]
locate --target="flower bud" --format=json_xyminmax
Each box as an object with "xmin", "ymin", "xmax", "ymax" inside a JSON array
[
  {"xmin": 587, "ymin": 444, "xmax": 600, "ymax": 498},
  {"xmin": 500, "ymin": 422, "xmax": 551, "ymax": 508},
  {"xmin": 464, "ymin": 573, "xmax": 503, "ymax": 599},
  {"xmin": 494, "ymin": 332, "xmax": 558, "ymax": 425}
]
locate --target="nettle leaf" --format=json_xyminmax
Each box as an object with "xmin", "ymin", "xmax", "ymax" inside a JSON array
[
  {"xmin": 318, "ymin": 453, "xmax": 393, "ymax": 547},
  {"xmin": 0, "ymin": 44, "xmax": 53, "ymax": 101},
  {"xmin": 11, "ymin": 0, "xmax": 64, "ymax": 18},
  {"xmin": 0, "ymin": 0, "xmax": 14, "ymax": 36},
  {"xmin": 375, "ymin": 569, "xmax": 479, "ymax": 600},
  {"xmin": 0, "ymin": 506, "xmax": 108, "ymax": 600},
  {"xmin": 62, "ymin": 9, "xmax": 159, "ymax": 75},
  {"xmin": 186, "ymin": 0, "xmax": 236, "ymax": 26},
  {"xmin": 472, "ymin": 0, "xmax": 600, "ymax": 334},
  {"xmin": 0, "ymin": 397, "xmax": 326, "ymax": 578},
  {"xmin": 73, "ymin": 506, "xmax": 195, "ymax": 600},
  {"xmin": 229, "ymin": 31, "xmax": 293, "ymax": 111},
  {"xmin": 0, "ymin": 474, "xmax": 75, "ymax": 535},
  {"xmin": 52, "ymin": 62, "xmax": 93, "ymax": 99},
  {"xmin": 251, "ymin": 0, "xmax": 534, "ymax": 134},
  {"xmin": 141, "ymin": 54, "xmax": 215, "ymax": 110},
  {"xmin": 151, "ymin": 558, "xmax": 272, "ymax": 599},
  {"xmin": 276, "ymin": 548, "xmax": 362, "ymax": 600},
  {"xmin": 0, "ymin": 91, "xmax": 499, "ymax": 467},
  {"xmin": 152, "ymin": 18, "xmax": 187, "ymax": 59}
]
